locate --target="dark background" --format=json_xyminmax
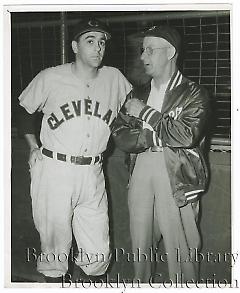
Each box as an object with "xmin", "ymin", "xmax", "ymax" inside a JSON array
[
  {"xmin": 11, "ymin": 10, "xmax": 231, "ymax": 284},
  {"xmin": 11, "ymin": 10, "xmax": 231, "ymax": 141}
]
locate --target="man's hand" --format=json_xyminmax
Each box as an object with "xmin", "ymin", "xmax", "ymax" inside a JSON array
[
  {"xmin": 125, "ymin": 98, "xmax": 145, "ymax": 118},
  {"xmin": 24, "ymin": 134, "xmax": 43, "ymax": 168},
  {"xmin": 28, "ymin": 147, "xmax": 43, "ymax": 168}
]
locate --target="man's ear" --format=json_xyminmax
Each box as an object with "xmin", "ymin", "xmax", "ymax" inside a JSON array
[
  {"xmin": 72, "ymin": 40, "xmax": 78, "ymax": 54},
  {"xmin": 167, "ymin": 46, "xmax": 176, "ymax": 60}
]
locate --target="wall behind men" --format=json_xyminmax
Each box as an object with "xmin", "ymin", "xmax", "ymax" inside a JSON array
[{"xmin": 11, "ymin": 10, "xmax": 230, "ymax": 141}]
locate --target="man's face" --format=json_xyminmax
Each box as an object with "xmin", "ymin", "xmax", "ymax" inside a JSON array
[
  {"xmin": 72, "ymin": 31, "xmax": 106, "ymax": 68},
  {"xmin": 140, "ymin": 36, "xmax": 171, "ymax": 79}
]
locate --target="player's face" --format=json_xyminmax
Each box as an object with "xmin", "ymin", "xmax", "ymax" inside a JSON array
[
  {"xmin": 73, "ymin": 31, "xmax": 106, "ymax": 68},
  {"xmin": 140, "ymin": 37, "xmax": 170, "ymax": 79}
]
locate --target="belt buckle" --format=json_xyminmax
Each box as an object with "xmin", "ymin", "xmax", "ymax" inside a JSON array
[
  {"xmin": 71, "ymin": 155, "xmax": 99, "ymax": 165},
  {"xmin": 72, "ymin": 156, "xmax": 90, "ymax": 165},
  {"xmin": 71, "ymin": 156, "xmax": 78, "ymax": 164}
]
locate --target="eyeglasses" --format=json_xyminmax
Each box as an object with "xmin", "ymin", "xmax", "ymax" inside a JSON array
[{"xmin": 140, "ymin": 46, "xmax": 169, "ymax": 56}]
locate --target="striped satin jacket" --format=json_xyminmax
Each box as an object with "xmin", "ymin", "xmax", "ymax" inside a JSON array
[{"xmin": 112, "ymin": 69, "xmax": 210, "ymax": 207}]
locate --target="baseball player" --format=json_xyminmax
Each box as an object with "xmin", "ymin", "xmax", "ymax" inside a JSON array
[{"xmin": 18, "ymin": 18, "xmax": 132, "ymax": 282}]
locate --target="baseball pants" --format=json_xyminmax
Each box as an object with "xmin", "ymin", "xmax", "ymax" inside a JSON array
[
  {"xmin": 30, "ymin": 154, "xmax": 111, "ymax": 278},
  {"xmin": 128, "ymin": 151, "xmax": 200, "ymax": 283}
]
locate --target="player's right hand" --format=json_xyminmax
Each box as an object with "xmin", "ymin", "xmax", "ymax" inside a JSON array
[{"xmin": 28, "ymin": 147, "xmax": 43, "ymax": 168}]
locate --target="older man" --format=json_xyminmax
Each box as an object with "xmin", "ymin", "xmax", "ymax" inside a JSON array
[{"xmin": 113, "ymin": 25, "xmax": 210, "ymax": 283}]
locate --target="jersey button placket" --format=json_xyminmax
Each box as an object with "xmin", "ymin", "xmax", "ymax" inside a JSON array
[
  {"xmin": 85, "ymin": 133, "xmax": 90, "ymax": 154},
  {"xmin": 86, "ymin": 83, "xmax": 90, "ymax": 148},
  {"xmin": 86, "ymin": 84, "xmax": 91, "ymax": 126}
]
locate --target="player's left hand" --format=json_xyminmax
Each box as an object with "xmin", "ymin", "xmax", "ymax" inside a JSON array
[{"xmin": 125, "ymin": 98, "xmax": 145, "ymax": 117}]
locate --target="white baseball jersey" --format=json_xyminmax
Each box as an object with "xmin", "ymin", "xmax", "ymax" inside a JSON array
[
  {"xmin": 19, "ymin": 63, "xmax": 132, "ymax": 156},
  {"xmin": 19, "ymin": 63, "xmax": 132, "ymax": 278}
]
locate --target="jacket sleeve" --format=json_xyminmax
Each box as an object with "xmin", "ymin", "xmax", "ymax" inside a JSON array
[
  {"xmin": 138, "ymin": 84, "xmax": 210, "ymax": 148},
  {"xmin": 112, "ymin": 92, "xmax": 160, "ymax": 153}
]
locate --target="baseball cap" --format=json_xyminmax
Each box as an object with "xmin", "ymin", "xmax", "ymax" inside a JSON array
[
  {"xmin": 73, "ymin": 18, "xmax": 111, "ymax": 41},
  {"xmin": 141, "ymin": 25, "xmax": 181, "ymax": 52}
]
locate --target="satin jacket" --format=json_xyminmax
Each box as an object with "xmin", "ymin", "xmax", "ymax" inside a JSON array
[{"xmin": 112, "ymin": 70, "xmax": 210, "ymax": 207}]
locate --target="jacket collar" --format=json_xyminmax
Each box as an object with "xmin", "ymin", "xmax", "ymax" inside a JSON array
[
  {"xmin": 165, "ymin": 69, "xmax": 184, "ymax": 92},
  {"xmin": 161, "ymin": 69, "xmax": 188, "ymax": 112},
  {"xmin": 133, "ymin": 69, "xmax": 186, "ymax": 104}
]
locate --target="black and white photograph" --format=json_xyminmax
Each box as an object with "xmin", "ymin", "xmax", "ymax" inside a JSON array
[{"xmin": 3, "ymin": 1, "xmax": 240, "ymax": 290}]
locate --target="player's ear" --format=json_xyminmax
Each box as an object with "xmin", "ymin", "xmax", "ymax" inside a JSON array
[{"xmin": 71, "ymin": 40, "xmax": 78, "ymax": 54}]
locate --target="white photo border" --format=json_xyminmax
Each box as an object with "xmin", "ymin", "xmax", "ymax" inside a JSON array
[{"xmin": 2, "ymin": 0, "xmax": 239, "ymax": 292}]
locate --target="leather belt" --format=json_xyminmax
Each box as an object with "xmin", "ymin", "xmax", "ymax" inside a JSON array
[
  {"xmin": 42, "ymin": 148, "xmax": 102, "ymax": 165},
  {"xmin": 148, "ymin": 146, "xmax": 164, "ymax": 152}
]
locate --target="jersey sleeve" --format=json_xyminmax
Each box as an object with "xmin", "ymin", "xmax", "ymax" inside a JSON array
[
  {"xmin": 116, "ymin": 69, "xmax": 132, "ymax": 109},
  {"xmin": 18, "ymin": 70, "xmax": 48, "ymax": 114}
]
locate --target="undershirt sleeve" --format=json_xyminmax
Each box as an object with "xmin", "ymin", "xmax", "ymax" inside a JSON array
[{"xmin": 18, "ymin": 107, "xmax": 37, "ymax": 136}]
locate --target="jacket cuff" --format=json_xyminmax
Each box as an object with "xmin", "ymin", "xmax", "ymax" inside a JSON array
[
  {"xmin": 174, "ymin": 187, "xmax": 204, "ymax": 208},
  {"xmin": 185, "ymin": 190, "xmax": 203, "ymax": 204},
  {"xmin": 139, "ymin": 105, "xmax": 163, "ymax": 128}
]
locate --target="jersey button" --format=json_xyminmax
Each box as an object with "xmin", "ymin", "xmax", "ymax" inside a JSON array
[
  {"xmin": 84, "ymin": 149, "xmax": 87, "ymax": 153},
  {"xmin": 87, "ymin": 116, "xmax": 90, "ymax": 120},
  {"xmin": 86, "ymin": 84, "xmax": 90, "ymax": 88},
  {"xmin": 86, "ymin": 133, "xmax": 90, "ymax": 138}
]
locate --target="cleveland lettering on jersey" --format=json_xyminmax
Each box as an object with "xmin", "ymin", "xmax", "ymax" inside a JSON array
[{"xmin": 47, "ymin": 98, "xmax": 113, "ymax": 130}]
